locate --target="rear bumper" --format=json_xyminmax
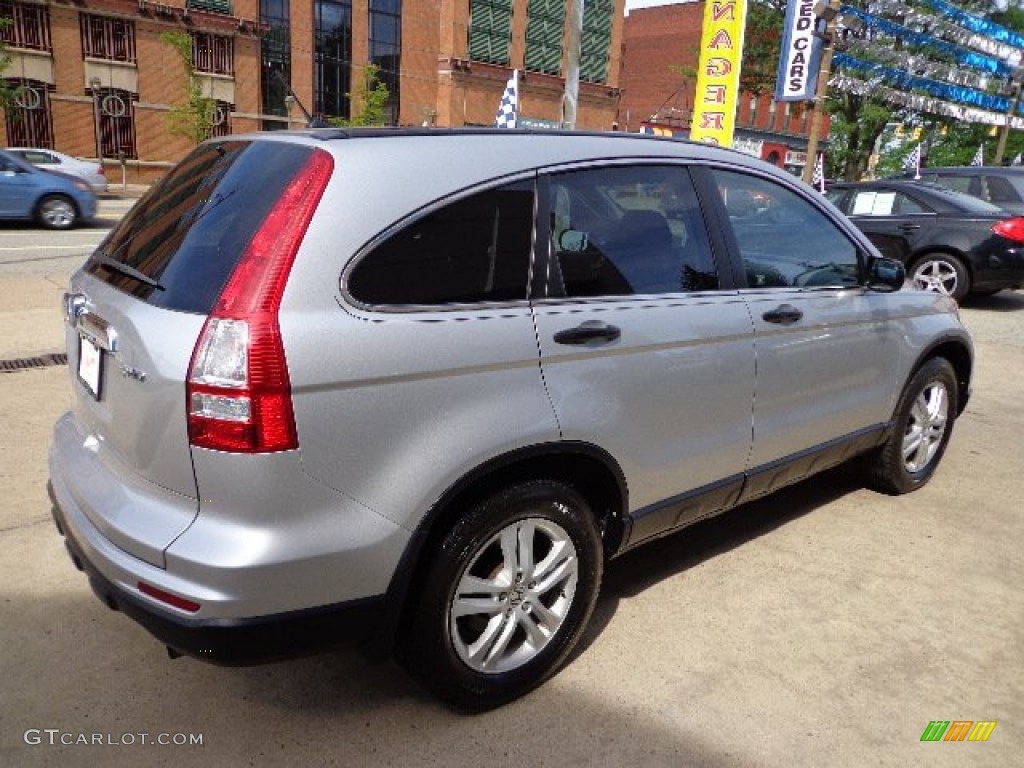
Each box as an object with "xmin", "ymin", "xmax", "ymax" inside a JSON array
[{"xmin": 50, "ymin": 480, "xmax": 386, "ymax": 665}]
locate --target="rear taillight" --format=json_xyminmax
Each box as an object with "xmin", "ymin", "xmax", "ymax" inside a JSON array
[
  {"xmin": 187, "ymin": 149, "xmax": 334, "ymax": 453},
  {"xmin": 992, "ymin": 217, "xmax": 1024, "ymax": 243},
  {"xmin": 96, "ymin": 166, "xmax": 105, "ymax": 176}
]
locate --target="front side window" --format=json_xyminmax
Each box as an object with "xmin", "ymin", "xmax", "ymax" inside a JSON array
[
  {"xmin": 548, "ymin": 165, "xmax": 718, "ymax": 297},
  {"xmin": 711, "ymin": 169, "xmax": 860, "ymax": 289},
  {"xmin": 348, "ymin": 181, "xmax": 535, "ymax": 306}
]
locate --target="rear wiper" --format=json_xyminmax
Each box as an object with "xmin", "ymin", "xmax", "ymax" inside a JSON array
[{"xmin": 91, "ymin": 252, "xmax": 165, "ymax": 290}]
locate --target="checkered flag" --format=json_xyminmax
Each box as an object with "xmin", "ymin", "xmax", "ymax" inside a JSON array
[
  {"xmin": 970, "ymin": 143, "xmax": 984, "ymax": 167},
  {"xmin": 494, "ymin": 70, "xmax": 519, "ymax": 129},
  {"xmin": 811, "ymin": 152, "xmax": 825, "ymax": 193},
  {"xmin": 903, "ymin": 144, "xmax": 921, "ymax": 178}
]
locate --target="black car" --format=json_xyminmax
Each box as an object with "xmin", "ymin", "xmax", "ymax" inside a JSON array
[
  {"xmin": 827, "ymin": 180, "xmax": 1024, "ymax": 301},
  {"xmin": 892, "ymin": 166, "xmax": 1024, "ymax": 215}
]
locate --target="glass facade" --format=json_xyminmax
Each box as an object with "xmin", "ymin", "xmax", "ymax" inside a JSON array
[
  {"xmin": 260, "ymin": 0, "xmax": 291, "ymax": 128},
  {"xmin": 315, "ymin": 0, "xmax": 353, "ymax": 120},
  {"xmin": 369, "ymin": 0, "xmax": 401, "ymax": 125}
]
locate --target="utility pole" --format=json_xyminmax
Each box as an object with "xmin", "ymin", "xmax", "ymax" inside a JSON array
[
  {"xmin": 802, "ymin": 0, "xmax": 841, "ymax": 184},
  {"xmin": 561, "ymin": 0, "xmax": 584, "ymax": 130},
  {"xmin": 996, "ymin": 76, "xmax": 1022, "ymax": 165}
]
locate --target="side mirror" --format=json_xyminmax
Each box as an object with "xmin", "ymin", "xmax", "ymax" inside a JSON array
[
  {"xmin": 558, "ymin": 229, "xmax": 589, "ymax": 253},
  {"xmin": 867, "ymin": 256, "xmax": 905, "ymax": 292}
]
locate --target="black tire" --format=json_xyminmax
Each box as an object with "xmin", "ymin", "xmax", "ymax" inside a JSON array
[
  {"xmin": 35, "ymin": 194, "xmax": 78, "ymax": 230},
  {"xmin": 864, "ymin": 358, "xmax": 958, "ymax": 495},
  {"xmin": 909, "ymin": 252, "xmax": 970, "ymax": 302},
  {"xmin": 399, "ymin": 480, "xmax": 603, "ymax": 710}
]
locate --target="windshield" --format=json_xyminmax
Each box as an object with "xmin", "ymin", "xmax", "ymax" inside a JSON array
[{"xmin": 84, "ymin": 140, "xmax": 316, "ymax": 313}]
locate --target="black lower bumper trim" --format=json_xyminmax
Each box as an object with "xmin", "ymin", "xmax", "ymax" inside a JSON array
[{"xmin": 49, "ymin": 481, "xmax": 387, "ymax": 666}]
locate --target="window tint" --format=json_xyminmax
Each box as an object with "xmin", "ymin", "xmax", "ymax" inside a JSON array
[
  {"xmin": 986, "ymin": 175, "xmax": 1021, "ymax": 203},
  {"xmin": 894, "ymin": 192, "xmax": 929, "ymax": 214},
  {"xmin": 934, "ymin": 174, "xmax": 974, "ymax": 195},
  {"xmin": 548, "ymin": 165, "xmax": 717, "ymax": 297},
  {"xmin": 711, "ymin": 170, "xmax": 860, "ymax": 289},
  {"xmin": 348, "ymin": 181, "xmax": 534, "ymax": 306},
  {"xmin": 84, "ymin": 141, "xmax": 315, "ymax": 313}
]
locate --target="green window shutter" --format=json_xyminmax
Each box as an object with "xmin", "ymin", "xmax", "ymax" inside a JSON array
[
  {"xmin": 580, "ymin": 0, "xmax": 613, "ymax": 83},
  {"xmin": 524, "ymin": 0, "xmax": 565, "ymax": 76},
  {"xmin": 187, "ymin": 0, "xmax": 233, "ymax": 15},
  {"xmin": 468, "ymin": 0, "xmax": 513, "ymax": 65}
]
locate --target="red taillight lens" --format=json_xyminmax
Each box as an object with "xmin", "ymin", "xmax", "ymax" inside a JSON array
[
  {"xmin": 138, "ymin": 582, "xmax": 200, "ymax": 613},
  {"xmin": 96, "ymin": 166, "xmax": 105, "ymax": 176},
  {"xmin": 187, "ymin": 149, "xmax": 334, "ymax": 453},
  {"xmin": 992, "ymin": 217, "xmax": 1024, "ymax": 243}
]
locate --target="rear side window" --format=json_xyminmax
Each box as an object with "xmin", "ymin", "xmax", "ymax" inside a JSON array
[
  {"xmin": 84, "ymin": 141, "xmax": 316, "ymax": 313},
  {"xmin": 347, "ymin": 181, "xmax": 535, "ymax": 306},
  {"xmin": 711, "ymin": 170, "xmax": 860, "ymax": 289},
  {"xmin": 986, "ymin": 175, "xmax": 1021, "ymax": 204}
]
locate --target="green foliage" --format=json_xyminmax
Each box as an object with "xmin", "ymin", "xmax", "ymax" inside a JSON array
[
  {"xmin": 328, "ymin": 64, "xmax": 390, "ymax": 127},
  {"xmin": 0, "ymin": 16, "xmax": 19, "ymax": 110},
  {"xmin": 161, "ymin": 31, "xmax": 218, "ymax": 143},
  {"xmin": 825, "ymin": 93, "xmax": 894, "ymax": 180},
  {"xmin": 741, "ymin": 0, "xmax": 786, "ymax": 96}
]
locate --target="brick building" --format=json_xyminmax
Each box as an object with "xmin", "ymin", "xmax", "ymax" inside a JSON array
[
  {"xmin": 2, "ymin": 0, "xmax": 624, "ymax": 182},
  {"xmin": 619, "ymin": 1, "xmax": 822, "ymax": 174}
]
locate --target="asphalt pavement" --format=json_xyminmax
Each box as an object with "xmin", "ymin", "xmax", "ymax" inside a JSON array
[{"xmin": 0, "ymin": 215, "xmax": 1021, "ymax": 767}]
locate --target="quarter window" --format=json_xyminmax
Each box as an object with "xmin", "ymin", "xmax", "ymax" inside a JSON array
[
  {"xmin": 348, "ymin": 182, "xmax": 535, "ymax": 306},
  {"xmin": 711, "ymin": 170, "xmax": 860, "ymax": 289},
  {"xmin": 548, "ymin": 165, "xmax": 718, "ymax": 297}
]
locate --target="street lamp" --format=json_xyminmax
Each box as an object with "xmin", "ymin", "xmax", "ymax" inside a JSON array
[{"xmin": 89, "ymin": 77, "xmax": 102, "ymax": 165}]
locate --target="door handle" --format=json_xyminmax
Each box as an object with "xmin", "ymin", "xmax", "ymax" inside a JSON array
[
  {"xmin": 762, "ymin": 304, "xmax": 803, "ymax": 325},
  {"xmin": 553, "ymin": 320, "xmax": 622, "ymax": 345},
  {"xmin": 899, "ymin": 223, "xmax": 921, "ymax": 231}
]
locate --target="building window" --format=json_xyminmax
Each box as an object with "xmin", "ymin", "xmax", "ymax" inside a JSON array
[
  {"xmin": 193, "ymin": 32, "xmax": 233, "ymax": 76},
  {"xmin": 80, "ymin": 15, "xmax": 135, "ymax": 63},
  {"xmin": 580, "ymin": 0, "xmax": 614, "ymax": 83},
  {"xmin": 211, "ymin": 100, "xmax": 233, "ymax": 137},
  {"xmin": 0, "ymin": 1, "xmax": 52, "ymax": 52},
  {"xmin": 369, "ymin": 0, "xmax": 400, "ymax": 125},
  {"xmin": 748, "ymin": 95, "xmax": 757, "ymax": 126},
  {"xmin": 315, "ymin": 0, "xmax": 352, "ymax": 119},
  {"xmin": 261, "ymin": 0, "xmax": 291, "ymax": 128},
  {"xmin": 524, "ymin": 0, "xmax": 565, "ymax": 76},
  {"xmin": 3, "ymin": 78, "xmax": 54, "ymax": 147},
  {"xmin": 468, "ymin": 0, "xmax": 512, "ymax": 65},
  {"xmin": 92, "ymin": 86, "xmax": 137, "ymax": 159}
]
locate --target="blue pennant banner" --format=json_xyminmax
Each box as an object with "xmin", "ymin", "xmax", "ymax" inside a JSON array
[
  {"xmin": 832, "ymin": 53, "xmax": 1024, "ymax": 116},
  {"xmin": 917, "ymin": 0, "xmax": 1024, "ymax": 49},
  {"xmin": 838, "ymin": 6, "xmax": 1013, "ymax": 78}
]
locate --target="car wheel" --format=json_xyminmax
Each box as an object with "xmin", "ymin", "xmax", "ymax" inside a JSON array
[
  {"xmin": 909, "ymin": 253, "xmax": 969, "ymax": 302},
  {"xmin": 36, "ymin": 195, "xmax": 78, "ymax": 230},
  {"xmin": 864, "ymin": 358, "xmax": 958, "ymax": 495},
  {"xmin": 400, "ymin": 480, "xmax": 603, "ymax": 710}
]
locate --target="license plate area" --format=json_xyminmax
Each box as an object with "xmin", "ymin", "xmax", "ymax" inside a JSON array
[{"xmin": 78, "ymin": 334, "xmax": 102, "ymax": 400}]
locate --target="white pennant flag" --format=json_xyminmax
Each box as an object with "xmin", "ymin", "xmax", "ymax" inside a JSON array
[
  {"xmin": 811, "ymin": 153, "xmax": 826, "ymax": 193},
  {"xmin": 903, "ymin": 144, "xmax": 921, "ymax": 178},
  {"xmin": 971, "ymin": 143, "xmax": 984, "ymax": 167},
  {"xmin": 494, "ymin": 70, "xmax": 519, "ymax": 129}
]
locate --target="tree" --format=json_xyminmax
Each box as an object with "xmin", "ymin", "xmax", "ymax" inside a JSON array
[
  {"xmin": 160, "ymin": 32, "xmax": 218, "ymax": 143},
  {"xmin": 329, "ymin": 64, "xmax": 390, "ymax": 127}
]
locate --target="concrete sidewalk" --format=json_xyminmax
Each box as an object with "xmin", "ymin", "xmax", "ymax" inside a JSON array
[{"xmin": 0, "ymin": 272, "xmax": 71, "ymax": 361}]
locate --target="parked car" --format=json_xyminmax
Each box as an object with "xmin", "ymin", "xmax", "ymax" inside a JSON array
[
  {"xmin": 0, "ymin": 149, "xmax": 97, "ymax": 229},
  {"xmin": 49, "ymin": 130, "xmax": 972, "ymax": 710},
  {"xmin": 827, "ymin": 179, "xmax": 1024, "ymax": 301},
  {"xmin": 892, "ymin": 165, "xmax": 1024, "ymax": 214},
  {"xmin": 5, "ymin": 147, "xmax": 108, "ymax": 193}
]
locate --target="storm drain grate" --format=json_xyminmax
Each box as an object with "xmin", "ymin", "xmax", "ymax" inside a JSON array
[{"xmin": 0, "ymin": 353, "xmax": 68, "ymax": 373}]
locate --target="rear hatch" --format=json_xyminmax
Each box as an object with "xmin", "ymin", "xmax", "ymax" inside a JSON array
[{"xmin": 66, "ymin": 140, "xmax": 322, "ymax": 565}]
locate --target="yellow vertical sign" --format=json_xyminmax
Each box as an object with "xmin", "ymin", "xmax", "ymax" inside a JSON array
[{"xmin": 690, "ymin": 0, "xmax": 748, "ymax": 146}]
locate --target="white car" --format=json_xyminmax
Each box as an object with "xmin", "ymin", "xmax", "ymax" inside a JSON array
[{"xmin": 5, "ymin": 147, "xmax": 108, "ymax": 192}]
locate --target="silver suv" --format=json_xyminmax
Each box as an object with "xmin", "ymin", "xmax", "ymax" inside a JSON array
[{"xmin": 49, "ymin": 130, "xmax": 972, "ymax": 710}]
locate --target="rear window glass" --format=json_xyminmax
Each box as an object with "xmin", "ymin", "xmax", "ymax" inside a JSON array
[{"xmin": 84, "ymin": 141, "xmax": 315, "ymax": 313}]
